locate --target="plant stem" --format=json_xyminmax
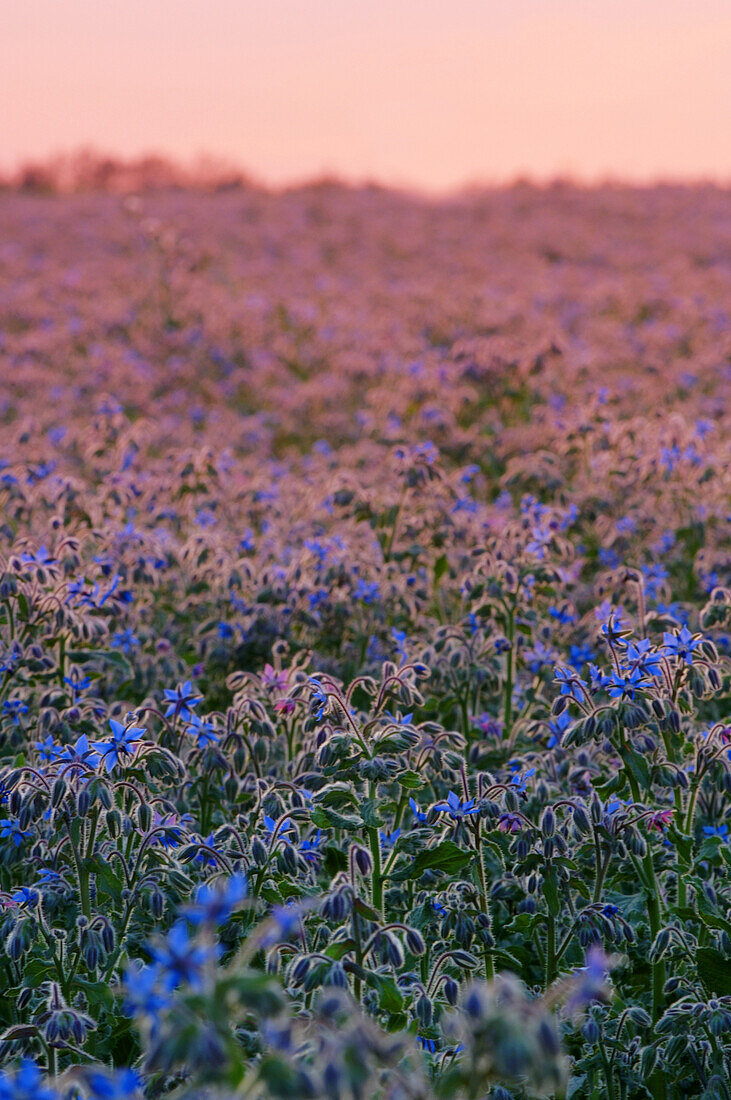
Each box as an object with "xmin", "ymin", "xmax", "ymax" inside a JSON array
[{"xmin": 502, "ymin": 606, "xmax": 515, "ymax": 741}]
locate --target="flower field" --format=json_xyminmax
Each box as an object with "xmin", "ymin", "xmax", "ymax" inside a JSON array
[{"xmin": 0, "ymin": 179, "xmax": 729, "ymax": 1099}]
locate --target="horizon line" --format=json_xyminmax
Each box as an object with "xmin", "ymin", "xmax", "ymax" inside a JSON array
[{"xmin": 3, "ymin": 146, "xmax": 731, "ymax": 200}]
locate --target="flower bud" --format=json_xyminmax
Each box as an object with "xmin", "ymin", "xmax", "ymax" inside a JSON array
[
  {"xmin": 405, "ymin": 927, "xmax": 426, "ymax": 956},
  {"xmin": 353, "ymin": 845, "xmax": 373, "ymax": 876},
  {"xmin": 384, "ymin": 932, "xmax": 404, "ymax": 968},
  {"xmin": 327, "ymin": 962, "xmax": 347, "ymax": 988},
  {"xmin": 290, "ymin": 956, "xmax": 311, "ymax": 985},
  {"xmin": 251, "ymin": 837, "xmax": 268, "ymax": 866},
  {"xmin": 650, "ymin": 929, "xmax": 671, "ymax": 961},
  {"xmin": 52, "ymin": 778, "xmax": 67, "ymax": 809},
  {"xmin": 583, "ymin": 1016, "xmax": 600, "ymax": 1043},
  {"xmin": 151, "ymin": 890, "xmax": 164, "ymax": 920},
  {"xmin": 541, "ymin": 807, "xmax": 555, "ymax": 838},
  {"xmin": 415, "ymin": 993, "xmax": 433, "ymax": 1026},
  {"xmin": 280, "ymin": 844, "xmax": 298, "ymax": 875}
]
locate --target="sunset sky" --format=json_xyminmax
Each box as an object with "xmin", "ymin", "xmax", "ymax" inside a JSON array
[{"xmin": 3, "ymin": 0, "xmax": 731, "ymax": 192}]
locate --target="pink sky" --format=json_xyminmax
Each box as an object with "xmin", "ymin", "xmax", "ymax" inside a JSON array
[{"xmin": 2, "ymin": 0, "xmax": 731, "ymax": 192}]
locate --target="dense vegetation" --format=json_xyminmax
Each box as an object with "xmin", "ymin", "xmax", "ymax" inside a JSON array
[{"xmin": 0, "ymin": 180, "xmax": 729, "ymax": 1099}]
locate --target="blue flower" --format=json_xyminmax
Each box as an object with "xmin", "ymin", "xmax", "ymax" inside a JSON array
[
  {"xmin": 182, "ymin": 873, "xmax": 249, "ymax": 926},
  {"xmin": 525, "ymin": 640, "xmax": 560, "ymax": 675},
  {"xmin": 702, "ymin": 824, "xmax": 729, "ymax": 840},
  {"xmin": 259, "ymin": 902, "xmax": 307, "ymax": 948},
  {"xmin": 547, "ymin": 709, "xmax": 572, "ymax": 748},
  {"xmin": 605, "ymin": 798, "xmax": 628, "ymax": 817},
  {"xmin": 37, "ymin": 869, "xmax": 61, "ymax": 884},
  {"xmin": 150, "ymin": 922, "xmax": 218, "ymax": 990},
  {"xmin": 34, "ymin": 735, "xmax": 63, "ymax": 763},
  {"xmin": 569, "ymin": 643, "xmax": 595, "ymax": 671},
  {"xmin": 193, "ymin": 833, "xmax": 220, "ymax": 867},
  {"xmin": 263, "ymin": 814, "xmax": 295, "ymax": 839},
  {"xmin": 309, "ymin": 679, "xmax": 329, "ymax": 721},
  {"xmin": 526, "ymin": 526, "xmax": 552, "ymax": 558},
  {"xmin": 548, "ymin": 605, "xmax": 576, "ymax": 625},
  {"xmin": 641, "ymin": 563, "xmax": 669, "ymax": 601},
  {"xmin": 91, "ymin": 719, "xmax": 145, "ymax": 773},
  {"xmin": 0, "ymin": 1059, "xmax": 57, "ymax": 1100},
  {"xmin": 607, "ymin": 667, "xmax": 649, "ymax": 700},
  {"xmin": 0, "ymin": 819, "xmax": 32, "ymax": 847},
  {"xmin": 599, "ymin": 611, "xmax": 629, "ymax": 646},
  {"xmin": 660, "ymin": 444, "xmax": 680, "ymax": 472},
  {"xmin": 510, "ymin": 767, "xmax": 536, "ymax": 793},
  {"xmin": 122, "ymin": 962, "xmax": 171, "ymax": 1018},
  {"xmin": 58, "ymin": 733, "xmax": 100, "ymax": 768},
  {"xmin": 2, "ymin": 699, "xmax": 28, "ymax": 725},
  {"xmin": 163, "ymin": 680, "xmax": 202, "ymax": 722},
  {"xmin": 588, "ymin": 663, "xmax": 612, "ymax": 691},
  {"xmin": 195, "ymin": 508, "xmax": 216, "ymax": 528},
  {"xmin": 354, "ymin": 578, "xmax": 380, "ymax": 604},
  {"xmin": 433, "ymin": 791, "xmax": 477, "ymax": 821},
  {"xmin": 10, "ymin": 887, "xmax": 40, "ymax": 907},
  {"xmin": 85, "ymin": 1067, "xmax": 143, "ymax": 1099},
  {"xmin": 63, "ymin": 671, "xmax": 91, "ymax": 698},
  {"xmin": 380, "ymin": 828, "xmax": 401, "ymax": 850},
  {"xmin": 567, "ymin": 946, "xmax": 611, "ymax": 1013},
  {"xmin": 185, "ymin": 714, "xmax": 219, "ymax": 749},
  {"xmin": 554, "ymin": 665, "xmax": 587, "ymax": 703},
  {"xmin": 20, "ymin": 545, "xmax": 57, "ymax": 567},
  {"xmin": 409, "ymin": 797, "xmax": 427, "ymax": 823},
  {"xmin": 308, "ymin": 588, "xmax": 329, "ymax": 611},
  {"xmin": 111, "ymin": 628, "xmax": 140, "ymax": 653},
  {"xmin": 300, "ymin": 830, "xmax": 323, "ymax": 863},
  {"xmin": 625, "ymin": 639, "xmax": 663, "ymax": 678},
  {"xmin": 662, "ymin": 625, "xmax": 703, "ymax": 666}
]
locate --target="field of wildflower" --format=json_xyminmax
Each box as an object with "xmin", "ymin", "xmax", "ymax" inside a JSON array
[{"xmin": 0, "ymin": 175, "xmax": 729, "ymax": 1100}]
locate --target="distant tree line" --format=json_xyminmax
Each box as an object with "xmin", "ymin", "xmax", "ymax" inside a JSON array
[{"xmin": 0, "ymin": 148, "xmax": 252, "ymax": 193}]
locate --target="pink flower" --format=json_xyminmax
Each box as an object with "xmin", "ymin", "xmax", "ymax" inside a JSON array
[
  {"xmin": 262, "ymin": 664, "xmax": 289, "ymax": 693},
  {"xmin": 646, "ymin": 810, "xmax": 673, "ymax": 831}
]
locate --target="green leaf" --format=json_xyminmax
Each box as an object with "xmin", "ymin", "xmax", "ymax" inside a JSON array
[
  {"xmin": 593, "ymin": 772, "xmax": 626, "ymax": 797},
  {"xmin": 697, "ymin": 947, "xmax": 731, "ymax": 995},
  {"xmin": 353, "ymin": 897, "xmax": 381, "ymax": 922},
  {"xmin": 310, "ymin": 806, "xmax": 361, "ymax": 831},
  {"xmin": 542, "ymin": 866, "xmax": 561, "ymax": 916},
  {"xmin": 94, "ymin": 861, "xmax": 123, "ymax": 902},
  {"xmin": 491, "ymin": 949, "xmax": 523, "ymax": 972},
  {"xmin": 397, "ymin": 770, "xmax": 423, "ymax": 790},
  {"xmin": 75, "ymin": 978, "xmax": 116, "ymax": 1009},
  {"xmin": 390, "ymin": 840, "xmax": 471, "ymax": 881},
  {"xmin": 69, "ymin": 648, "xmax": 132, "ymax": 675},
  {"xmin": 365, "ymin": 971, "xmax": 404, "ymax": 1013},
  {"xmin": 567, "ymin": 1074, "xmax": 588, "ymax": 1099},
  {"xmin": 324, "ymin": 939, "xmax": 356, "ymax": 960},
  {"xmin": 360, "ymin": 799, "xmax": 385, "ymax": 829},
  {"xmin": 620, "ymin": 746, "xmax": 650, "ymax": 790},
  {"xmin": 433, "ymin": 554, "xmax": 449, "ymax": 586},
  {"xmin": 665, "ymin": 825, "xmax": 693, "ymax": 867}
]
